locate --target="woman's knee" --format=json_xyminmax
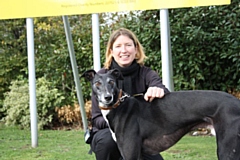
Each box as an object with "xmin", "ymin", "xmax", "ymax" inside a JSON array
[
  {"xmin": 91, "ymin": 128, "xmax": 118, "ymax": 151},
  {"xmin": 91, "ymin": 129, "xmax": 121, "ymax": 160}
]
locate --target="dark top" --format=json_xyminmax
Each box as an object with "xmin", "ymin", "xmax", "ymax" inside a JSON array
[{"xmin": 91, "ymin": 62, "xmax": 170, "ymax": 133}]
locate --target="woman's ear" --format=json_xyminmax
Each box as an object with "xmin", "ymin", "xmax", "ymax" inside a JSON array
[
  {"xmin": 134, "ymin": 48, "xmax": 139, "ymax": 59},
  {"xmin": 110, "ymin": 49, "xmax": 113, "ymax": 55}
]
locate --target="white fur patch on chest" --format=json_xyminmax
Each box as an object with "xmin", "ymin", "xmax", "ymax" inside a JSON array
[{"xmin": 101, "ymin": 110, "xmax": 117, "ymax": 142}]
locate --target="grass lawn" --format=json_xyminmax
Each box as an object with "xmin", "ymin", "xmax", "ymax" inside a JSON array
[{"xmin": 0, "ymin": 124, "xmax": 217, "ymax": 160}]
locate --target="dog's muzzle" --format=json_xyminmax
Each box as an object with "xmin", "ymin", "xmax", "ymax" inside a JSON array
[
  {"xmin": 98, "ymin": 94, "xmax": 114, "ymax": 106},
  {"xmin": 99, "ymin": 89, "xmax": 130, "ymax": 110}
]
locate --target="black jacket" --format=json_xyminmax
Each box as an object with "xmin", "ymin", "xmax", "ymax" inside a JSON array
[{"xmin": 91, "ymin": 65, "xmax": 170, "ymax": 133}]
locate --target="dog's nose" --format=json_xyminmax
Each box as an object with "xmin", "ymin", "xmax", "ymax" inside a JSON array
[{"xmin": 104, "ymin": 95, "xmax": 112, "ymax": 101}]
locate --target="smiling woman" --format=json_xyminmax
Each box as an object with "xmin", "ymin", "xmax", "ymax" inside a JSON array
[
  {"xmin": 104, "ymin": 28, "xmax": 146, "ymax": 69},
  {"xmin": 110, "ymin": 35, "xmax": 137, "ymax": 67},
  {"xmin": 88, "ymin": 28, "xmax": 170, "ymax": 160}
]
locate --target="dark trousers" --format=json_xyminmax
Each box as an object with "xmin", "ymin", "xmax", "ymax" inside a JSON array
[{"xmin": 90, "ymin": 128, "xmax": 164, "ymax": 160}]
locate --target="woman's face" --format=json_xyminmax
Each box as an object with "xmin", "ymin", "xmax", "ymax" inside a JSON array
[{"xmin": 110, "ymin": 35, "xmax": 137, "ymax": 67}]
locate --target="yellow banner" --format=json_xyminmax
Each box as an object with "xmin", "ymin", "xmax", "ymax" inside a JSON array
[{"xmin": 0, "ymin": 0, "xmax": 231, "ymax": 19}]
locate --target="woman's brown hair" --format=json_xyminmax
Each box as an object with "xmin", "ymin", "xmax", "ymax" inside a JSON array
[{"xmin": 104, "ymin": 28, "xmax": 147, "ymax": 69}]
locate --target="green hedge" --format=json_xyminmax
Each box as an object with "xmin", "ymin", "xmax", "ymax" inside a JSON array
[{"xmin": 169, "ymin": 3, "xmax": 240, "ymax": 91}]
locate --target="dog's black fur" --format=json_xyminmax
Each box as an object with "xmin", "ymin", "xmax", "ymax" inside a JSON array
[{"xmin": 82, "ymin": 69, "xmax": 240, "ymax": 160}]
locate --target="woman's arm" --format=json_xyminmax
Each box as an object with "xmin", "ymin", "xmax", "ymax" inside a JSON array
[
  {"xmin": 91, "ymin": 95, "xmax": 108, "ymax": 131},
  {"xmin": 143, "ymin": 67, "xmax": 170, "ymax": 102}
]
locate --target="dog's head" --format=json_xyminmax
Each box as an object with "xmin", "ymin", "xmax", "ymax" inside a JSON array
[{"xmin": 81, "ymin": 69, "xmax": 123, "ymax": 109}]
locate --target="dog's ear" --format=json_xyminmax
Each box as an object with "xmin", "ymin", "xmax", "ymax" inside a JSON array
[
  {"xmin": 109, "ymin": 69, "xmax": 123, "ymax": 80},
  {"xmin": 81, "ymin": 69, "xmax": 96, "ymax": 81}
]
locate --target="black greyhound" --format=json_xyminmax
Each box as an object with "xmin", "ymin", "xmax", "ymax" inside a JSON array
[{"xmin": 82, "ymin": 69, "xmax": 240, "ymax": 160}]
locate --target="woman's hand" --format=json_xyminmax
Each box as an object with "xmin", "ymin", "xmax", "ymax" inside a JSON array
[{"xmin": 144, "ymin": 87, "xmax": 165, "ymax": 102}]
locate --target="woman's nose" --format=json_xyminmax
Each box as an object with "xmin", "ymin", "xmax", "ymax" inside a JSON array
[{"xmin": 120, "ymin": 45, "xmax": 127, "ymax": 52}]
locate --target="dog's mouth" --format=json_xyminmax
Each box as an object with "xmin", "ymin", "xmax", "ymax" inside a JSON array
[
  {"xmin": 99, "ymin": 102, "xmax": 111, "ymax": 109},
  {"xmin": 98, "ymin": 95, "xmax": 114, "ymax": 108},
  {"xmin": 99, "ymin": 101, "xmax": 115, "ymax": 110}
]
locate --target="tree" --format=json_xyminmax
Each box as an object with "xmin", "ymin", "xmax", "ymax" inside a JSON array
[{"xmin": 0, "ymin": 19, "xmax": 27, "ymax": 118}]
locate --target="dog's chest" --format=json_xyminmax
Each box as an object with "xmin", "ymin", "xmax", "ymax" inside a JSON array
[{"xmin": 101, "ymin": 110, "xmax": 117, "ymax": 142}]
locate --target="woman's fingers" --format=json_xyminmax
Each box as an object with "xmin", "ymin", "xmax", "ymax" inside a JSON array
[{"xmin": 144, "ymin": 87, "xmax": 165, "ymax": 102}]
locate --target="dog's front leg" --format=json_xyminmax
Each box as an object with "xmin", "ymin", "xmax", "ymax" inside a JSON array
[{"xmin": 117, "ymin": 135, "xmax": 143, "ymax": 160}]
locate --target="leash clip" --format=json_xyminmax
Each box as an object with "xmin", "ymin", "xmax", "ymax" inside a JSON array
[{"xmin": 119, "ymin": 94, "xmax": 130, "ymax": 102}]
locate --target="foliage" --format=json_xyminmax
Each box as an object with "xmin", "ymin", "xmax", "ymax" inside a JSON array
[
  {"xmin": 0, "ymin": 19, "xmax": 27, "ymax": 117},
  {"xmin": 1, "ymin": 77, "xmax": 65, "ymax": 129},
  {"xmin": 55, "ymin": 101, "xmax": 92, "ymax": 128},
  {"xmin": 169, "ymin": 0, "xmax": 240, "ymax": 91},
  {"xmin": 34, "ymin": 16, "xmax": 86, "ymax": 103}
]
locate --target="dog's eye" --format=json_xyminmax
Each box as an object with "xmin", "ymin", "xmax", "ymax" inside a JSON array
[
  {"xmin": 109, "ymin": 80, "xmax": 114, "ymax": 85},
  {"xmin": 95, "ymin": 81, "xmax": 101, "ymax": 87}
]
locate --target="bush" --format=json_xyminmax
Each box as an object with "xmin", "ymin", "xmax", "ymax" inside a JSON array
[
  {"xmin": 169, "ymin": 2, "xmax": 240, "ymax": 91},
  {"xmin": 54, "ymin": 101, "xmax": 92, "ymax": 129},
  {"xmin": 1, "ymin": 77, "xmax": 65, "ymax": 130}
]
